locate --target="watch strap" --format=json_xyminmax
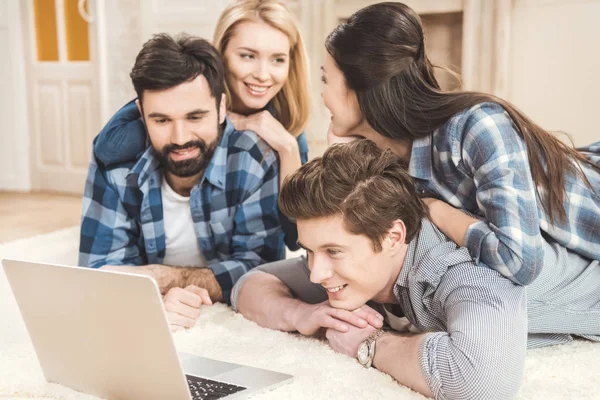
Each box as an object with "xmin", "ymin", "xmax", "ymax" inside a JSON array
[{"xmin": 360, "ymin": 329, "xmax": 387, "ymax": 368}]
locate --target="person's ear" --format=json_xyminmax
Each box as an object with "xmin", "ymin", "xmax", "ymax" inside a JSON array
[
  {"xmin": 135, "ymin": 99, "xmax": 147, "ymax": 127},
  {"xmin": 383, "ymin": 219, "xmax": 406, "ymax": 254},
  {"xmin": 218, "ymin": 94, "xmax": 227, "ymax": 124}
]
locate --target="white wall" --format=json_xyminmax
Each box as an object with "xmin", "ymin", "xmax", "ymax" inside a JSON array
[
  {"xmin": 97, "ymin": 0, "xmax": 144, "ymax": 122},
  {"xmin": 0, "ymin": 0, "xmax": 30, "ymax": 191},
  {"xmin": 508, "ymin": 0, "xmax": 600, "ymax": 146},
  {"xmin": 69, "ymin": 0, "xmax": 600, "ymax": 164},
  {"xmin": 98, "ymin": 0, "xmax": 233, "ymax": 123}
]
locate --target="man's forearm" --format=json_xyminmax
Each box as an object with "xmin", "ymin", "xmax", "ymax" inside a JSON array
[
  {"xmin": 146, "ymin": 264, "xmax": 223, "ymax": 301},
  {"xmin": 236, "ymin": 271, "xmax": 305, "ymax": 332},
  {"xmin": 101, "ymin": 264, "xmax": 223, "ymax": 301},
  {"xmin": 373, "ymin": 333, "xmax": 433, "ymax": 398}
]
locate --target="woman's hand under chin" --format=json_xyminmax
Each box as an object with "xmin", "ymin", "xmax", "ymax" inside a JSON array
[{"xmin": 229, "ymin": 110, "xmax": 298, "ymax": 155}]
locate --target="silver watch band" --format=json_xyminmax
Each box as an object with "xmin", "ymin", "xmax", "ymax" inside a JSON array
[{"xmin": 361, "ymin": 329, "xmax": 387, "ymax": 368}]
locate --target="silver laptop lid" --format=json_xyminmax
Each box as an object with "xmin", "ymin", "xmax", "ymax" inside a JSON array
[{"xmin": 2, "ymin": 259, "xmax": 192, "ymax": 400}]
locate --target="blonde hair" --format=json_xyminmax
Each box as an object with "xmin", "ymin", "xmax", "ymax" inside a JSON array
[{"xmin": 213, "ymin": 0, "xmax": 310, "ymax": 136}]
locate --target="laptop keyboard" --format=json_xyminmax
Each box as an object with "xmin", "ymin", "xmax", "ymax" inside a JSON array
[{"xmin": 186, "ymin": 374, "xmax": 247, "ymax": 400}]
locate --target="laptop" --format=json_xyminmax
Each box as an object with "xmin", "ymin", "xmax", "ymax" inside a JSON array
[{"xmin": 2, "ymin": 259, "xmax": 293, "ymax": 400}]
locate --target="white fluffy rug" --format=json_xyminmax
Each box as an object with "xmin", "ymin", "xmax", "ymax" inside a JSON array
[{"xmin": 1, "ymin": 228, "xmax": 599, "ymax": 399}]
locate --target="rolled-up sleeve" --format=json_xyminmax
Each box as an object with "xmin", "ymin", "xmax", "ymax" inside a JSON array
[
  {"xmin": 419, "ymin": 263, "xmax": 528, "ymax": 400},
  {"xmin": 459, "ymin": 104, "xmax": 544, "ymax": 285}
]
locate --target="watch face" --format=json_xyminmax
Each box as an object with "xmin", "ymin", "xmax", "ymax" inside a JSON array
[{"xmin": 357, "ymin": 342, "xmax": 370, "ymax": 364}]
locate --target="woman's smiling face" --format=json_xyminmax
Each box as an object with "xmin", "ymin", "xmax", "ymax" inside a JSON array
[{"xmin": 223, "ymin": 20, "xmax": 290, "ymax": 114}]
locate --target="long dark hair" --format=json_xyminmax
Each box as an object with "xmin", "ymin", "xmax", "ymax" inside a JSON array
[{"xmin": 325, "ymin": 2, "xmax": 598, "ymax": 224}]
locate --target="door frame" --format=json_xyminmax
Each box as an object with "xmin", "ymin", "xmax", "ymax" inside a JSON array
[
  {"xmin": 0, "ymin": 0, "xmax": 31, "ymax": 191},
  {"xmin": 21, "ymin": 0, "xmax": 103, "ymax": 194}
]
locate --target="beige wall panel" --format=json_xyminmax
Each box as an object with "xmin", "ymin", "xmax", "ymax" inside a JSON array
[
  {"xmin": 421, "ymin": 12, "xmax": 463, "ymax": 91},
  {"xmin": 154, "ymin": 22, "xmax": 216, "ymax": 40},
  {"xmin": 508, "ymin": 0, "xmax": 600, "ymax": 146},
  {"xmin": 0, "ymin": 26, "xmax": 17, "ymax": 183}
]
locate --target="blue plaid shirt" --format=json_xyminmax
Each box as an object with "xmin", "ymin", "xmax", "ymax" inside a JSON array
[
  {"xmin": 79, "ymin": 117, "xmax": 284, "ymax": 302},
  {"xmin": 91, "ymin": 99, "xmax": 309, "ymax": 251},
  {"xmin": 410, "ymin": 102, "xmax": 600, "ymax": 285}
]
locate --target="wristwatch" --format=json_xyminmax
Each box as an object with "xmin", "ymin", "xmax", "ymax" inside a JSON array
[{"xmin": 357, "ymin": 329, "xmax": 387, "ymax": 368}]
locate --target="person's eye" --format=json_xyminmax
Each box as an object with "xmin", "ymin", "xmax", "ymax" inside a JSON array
[
  {"xmin": 155, "ymin": 118, "xmax": 168, "ymax": 124},
  {"xmin": 274, "ymin": 57, "xmax": 286, "ymax": 64},
  {"xmin": 240, "ymin": 53, "xmax": 254, "ymax": 60},
  {"xmin": 327, "ymin": 249, "xmax": 340, "ymax": 256},
  {"xmin": 188, "ymin": 116, "xmax": 202, "ymax": 121},
  {"xmin": 320, "ymin": 76, "xmax": 327, "ymax": 84}
]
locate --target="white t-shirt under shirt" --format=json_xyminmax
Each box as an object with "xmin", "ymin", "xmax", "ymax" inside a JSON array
[{"xmin": 161, "ymin": 177, "xmax": 208, "ymax": 267}]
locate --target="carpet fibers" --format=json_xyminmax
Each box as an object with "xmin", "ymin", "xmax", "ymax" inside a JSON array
[{"xmin": 0, "ymin": 227, "xmax": 598, "ymax": 399}]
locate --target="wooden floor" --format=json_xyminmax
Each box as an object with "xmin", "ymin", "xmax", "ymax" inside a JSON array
[{"xmin": 0, "ymin": 191, "xmax": 82, "ymax": 244}]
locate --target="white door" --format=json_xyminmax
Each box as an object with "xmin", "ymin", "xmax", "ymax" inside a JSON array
[{"xmin": 24, "ymin": 0, "xmax": 100, "ymax": 194}]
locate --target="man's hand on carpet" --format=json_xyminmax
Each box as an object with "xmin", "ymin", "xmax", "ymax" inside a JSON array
[
  {"xmin": 163, "ymin": 285, "xmax": 212, "ymax": 332},
  {"xmin": 291, "ymin": 301, "xmax": 383, "ymax": 336}
]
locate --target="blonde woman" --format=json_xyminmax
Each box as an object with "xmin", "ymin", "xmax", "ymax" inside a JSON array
[{"xmin": 93, "ymin": 0, "xmax": 311, "ymax": 250}]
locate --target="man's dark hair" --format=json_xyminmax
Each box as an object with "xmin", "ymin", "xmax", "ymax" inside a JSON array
[{"xmin": 130, "ymin": 33, "xmax": 225, "ymax": 105}]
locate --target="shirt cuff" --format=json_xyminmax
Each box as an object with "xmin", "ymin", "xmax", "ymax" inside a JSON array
[
  {"xmin": 464, "ymin": 220, "xmax": 493, "ymax": 264},
  {"xmin": 419, "ymin": 332, "xmax": 447, "ymax": 400},
  {"xmin": 229, "ymin": 270, "xmax": 264, "ymax": 311}
]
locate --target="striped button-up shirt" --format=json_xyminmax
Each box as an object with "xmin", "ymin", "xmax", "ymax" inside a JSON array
[
  {"xmin": 79, "ymin": 117, "xmax": 284, "ymax": 302},
  {"xmin": 398, "ymin": 220, "xmax": 600, "ymax": 400},
  {"xmin": 232, "ymin": 219, "xmax": 600, "ymax": 399},
  {"xmin": 409, "ymin": 102, "xmax": 600, "ymax": 285}
]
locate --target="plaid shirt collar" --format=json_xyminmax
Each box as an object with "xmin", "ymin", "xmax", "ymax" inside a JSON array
[
  {"xmin": 126, "ymin": 116, "xmax": 236, "ymax": 190},
  {"xmin": 408, "ymin": 134, "xmax": 434, "ymax": 181}
]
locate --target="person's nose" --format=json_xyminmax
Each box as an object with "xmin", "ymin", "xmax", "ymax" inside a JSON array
[
  {"xmin": 309, "ymin": 254, "xmax": 334, "ymax": 285},
  {"xmin": 170, "ymin": 119, "xmax": 188, "ymax": 146},
  {"xmin": 252, "ymin": 60, "xmax": 270, "ymax": 82}
]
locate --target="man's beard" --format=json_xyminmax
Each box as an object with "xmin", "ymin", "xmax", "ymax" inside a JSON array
[{"xmin": 155, "ymin": 124, "xmax": 223, "ymax": 178}]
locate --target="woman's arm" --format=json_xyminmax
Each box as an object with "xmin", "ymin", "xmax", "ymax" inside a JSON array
[
  {"xmin": 93, "ymin": 99, "xmax": 148, "ymax": 167},
  {"xmin": 429, "ymin": 103, "xmax": 545, "ymax": 285},
  {"xmin": 423, "ymin": 198, "xmax": 479, "ymax": 247}
]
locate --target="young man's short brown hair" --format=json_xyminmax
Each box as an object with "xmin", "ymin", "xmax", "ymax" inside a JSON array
[{"xmin": 279, "ymin": 140, "xmax": 428, "ymax": 251}]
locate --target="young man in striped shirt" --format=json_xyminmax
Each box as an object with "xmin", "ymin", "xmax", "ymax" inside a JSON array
[{"xmin": 233, "ymin": 140, "xmax": 600, "ymax": 399}]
